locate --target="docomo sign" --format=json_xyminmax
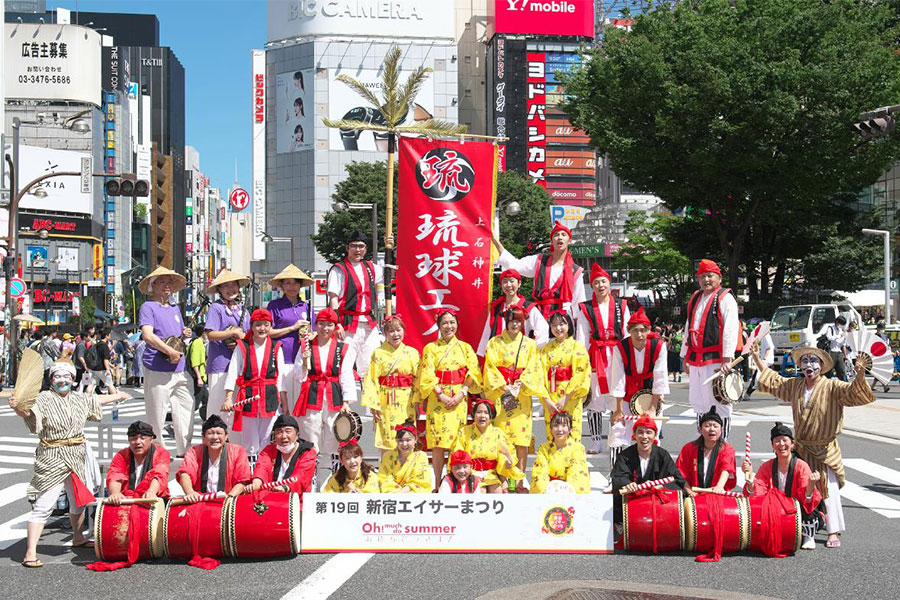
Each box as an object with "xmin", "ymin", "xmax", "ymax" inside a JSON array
[{"xmin": 490, "ymin": 0, "xmax": 595, "ymax": 39}]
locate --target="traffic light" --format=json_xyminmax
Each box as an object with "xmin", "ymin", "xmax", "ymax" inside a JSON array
[
  {"xmin": 105, "ymin": 175, "xmax": 150, "ymax": 196},
  {"xmin": 852, "ymin": 109, "xmax": 897, "ymax": 141}
]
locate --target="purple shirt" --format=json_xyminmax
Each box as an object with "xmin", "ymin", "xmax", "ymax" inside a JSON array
[
  {"xmin": 267, "ymin": 295, "xmax": 315, "ymax": 363},
  {"xmin": 204, "ymin": 301, "xmax": 250, "ymax": 374},
  {"xmin": 139, "ymin": 301, "xmax": 186, "ymax": 372}
]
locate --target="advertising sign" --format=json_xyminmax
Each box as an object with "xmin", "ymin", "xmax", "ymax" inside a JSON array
[
  {"xmin": 13, "ymin": 145, "xmax": 94, "ymax": 214},
  {"xmin": 252, "ymin": 50, "xmax": 267, "ymax": 261},
  {"xmin": 526, "ymin": 52, "xmax": 547, "ymax": 187},
  {"xmin": 229, "ymin": 187, "xmax": 250, "ymax": 211},
  {"xmin": 18, "ymin": 212, "xmax": 95, "ymax": 237},
  {"xmin": 489, "ymin": 0, "xmax": 596, "ymax": 39},
  {"xmin": 25, "ymin": 245, "xmax": 48, "ymax": 269},
  {"xmin": 5, "ymin": 23, "xmax": 102, "ymax": 106},
  {"xmin": 275, "ymin": 68, "xmax": 315, "ymax": 154},
  {"xmin": 301, "ymin": 493, "xmax": 613, "ymax": 553},
  {"xmin": 551, "ymin": 204, "xmax": 591, "ymax": 229},
  {"xmin": 328, "ymin": 68, "xmax": 434, "ymax": 152},
  {"xmin": 56, "ymin": 247, "xmax": 78, "ymax": 272}
]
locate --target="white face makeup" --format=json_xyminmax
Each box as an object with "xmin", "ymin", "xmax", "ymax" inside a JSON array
[{"xmin": 799, "ymin": 354, "xmax": 822, "ymax": 379}]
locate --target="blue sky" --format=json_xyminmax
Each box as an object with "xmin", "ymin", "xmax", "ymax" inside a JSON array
[{"xmin": 47, "ymin": 0, "xmax": 266, "ymax": 194}]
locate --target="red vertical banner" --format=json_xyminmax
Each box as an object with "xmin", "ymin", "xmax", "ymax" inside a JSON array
[
  {"xmin": 526, "ymin": 52, "xmax": 546, "ymax": 187},
  {"xmin": 396, "ymin": 137, "xmax": 498, "ymax": 351}
]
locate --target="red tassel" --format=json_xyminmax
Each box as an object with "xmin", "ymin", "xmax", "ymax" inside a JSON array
[
  {"xmin": 759, "ymin": 489, "xmax": 790, "ymax": 558},
  {"xmin": 86, "ymin": 500, "xmax": 147, "ymax": 571},
  {"xmin": 69, "ymin": 472, "xmax": 95, "ymax": 508},
  {"xmin": 695, "ymin": 494, "xmax": 724, "ymax": 562},
  {"xmin": 186, "ymin": 502, "xmax": 221, "ymax": 570}
]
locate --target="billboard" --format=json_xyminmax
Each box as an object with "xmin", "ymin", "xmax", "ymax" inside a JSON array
[
  {"xmin": 5, "ymin": 23, "xmax": 102, "ymax": 106},
  {"xmin": 526, "ymin": 52, "xmax": 547, "ymax": 187},
  {"xmin": 252, "ymin": 50, "xmax": 268, "ymax": 261},
  {"xmin": 11, "ymin": 145, "xmax": 94, "ymax": 214},
  {"xmin": 268, "ymin": 0, "xmax": 454, "ymax": 43},
  {"xmin": 276, "ymin": 68, "xmax": 315, "ymax": 154},
  {"xmin": 489, "ymin": 0, "xmax": 595, "ymax": 39},
  {"xmin": 328, "ymin": 68, "xmax": 434, "ymax": 152}
]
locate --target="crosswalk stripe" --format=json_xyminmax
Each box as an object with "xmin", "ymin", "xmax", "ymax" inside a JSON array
[
  {"xmin": 0, "ymin": 483, "xmax": 29, "ymax": 510},
  {"xmin": 0, "ymin": 514, "xmax": 31, "ymax": 550},
  {"xmin": 0, "ymin": 455, "xmax": 36, "ymax": 465},
  {"xmin": 844, "ymin": 458, "xmax": 900, "ymax": 487},
  {"xmin": 840, "ymin": 481, "xmax": 900, "ymax": 519},
  {"xmin": 0, "ymin": 468, "xmax": 24, "ymax": 477},
  {"xmin": 0, "ymin": 444, "xmax": 37, "ymax": 455}
]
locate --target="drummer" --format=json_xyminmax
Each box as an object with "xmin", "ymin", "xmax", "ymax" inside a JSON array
[
  {"xmin": 453, "ymin": 398, "xmax": 524, "ymax": 494},
  {"xmin": 267, "ymin": 265, "xmax": 316, "ymax": 415},
  {"xmin": 539, "ymin": 311, "xmax": 591, "ymax": 442},
  {"xmin": 476, "ymin": 269, "xmax": 548, "ymax": 357},
  {"xmin": 251, "ymin": 415, "xmax": 317, "ymax": 504},
  {"xmin": 608, "ymin": 307, "xmax": 669, "ymax": 470},
  {"xmin": 675, "ymin": 407, "xmax": 736, "ymax": 496},
  {"xmin": 176, "ymin": 415, "xmax": 252, "ymax": 502},
  {"xmin": 530, "ymin": 411, "xmax": 591, "ymax": 494},
  {"xmin": 105, "ymin": 420, "xmax": 171, "ymax": 504},
  {"xmin": 377, "ymin": 421, "xmax": 432, "ymax": 493},
  {"xmin": 323, "ymin": 441, "xmax": 380, "ymax": 493}
]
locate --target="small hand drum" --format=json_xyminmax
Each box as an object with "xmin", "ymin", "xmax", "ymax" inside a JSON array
[
  {"xmin": 223, "ymin": 325, "xmax": 243, "ymax": 350},
  {"xmin": 163, "ymin": 336, "xmax": 186, "ymax": 364},
  {"xmin": 713, "ymin": 371, "xmax": 743, "ymax": 405},
  {"xmin": 629, "ymin": 389, "xmax": 660, "ymax": 416},
  {"xmin": 333, "ymin": 411, "xmax": 363, "ymax": 444}
]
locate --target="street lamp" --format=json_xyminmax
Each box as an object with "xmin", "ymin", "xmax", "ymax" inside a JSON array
[
  {"xmin": 260, "ymin": 230, "xmax": 295, "ymax": 265},
  {"xmin": 863, "ymin": 228, "xmax": 892, "ymax": 324},
  {"xmin": 494, "ymin": 199, "xmax": 522, "ymax": 235}
]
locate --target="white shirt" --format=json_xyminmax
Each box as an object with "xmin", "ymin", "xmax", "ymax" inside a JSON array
[
  {"xmin": 276, "ymin": 451, "xmax": 294, "ymax": 481},
  {"xmin": 206, "ymin": 456, "xmax": 221, "ymax": 494},
  {"xmin": 327, "ymin": 259, "xmax": 385, "ymax": 315},
  {"xmin": 680, "ymin": 289, "xmax": 739, "ymax": 362},
  {"xmin": 639, "ymin": 455, "xmax": 650, "ymax": 478},
  {"xmin": 476, "ymin": 299, "xmax": 549, "ymax": 356},
  {"xmin": 293, "ymin": 337, "xmax": 359, "ymax": 405},
  {"xmin": 223, "ymin": 339, "xmax": 288, "ymax": 394},
  {"xmin": 823, "ymin": 324, "xmax": 845, "ymax": 353},
  {"xmin": 575, "ymin": 296, "xmax": 631, "ymax": 350},
  {"xmin": 133, "ymin": 463, "xmax": 145, "ymax": 484},
  {"xmin": 802, "ymin": 384, "xmax": 815, "ymax": 408},
  {"xmin": 609, "ymin": 341, "xmax": 670, "ymax": 397},
  {"xmin": 496, "ymin": 250, "xmax": 586, "ymax": 316}
]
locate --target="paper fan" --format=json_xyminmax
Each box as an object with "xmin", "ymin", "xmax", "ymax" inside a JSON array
[
  {"xmin": 13, "ymin": 348, "xmax": 44, "ymax": 412},
  {"xmin": 849, "ymin": 329, "xmax": 894, "ymax": 384},
  {"xmin": 744, "ymin": 320, "xmax": 771, "ymax": 352}
]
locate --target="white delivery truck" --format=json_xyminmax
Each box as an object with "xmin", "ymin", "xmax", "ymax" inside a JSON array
[{"xmin": 769, "ymin": 303, "xmax": 862, "ymax": 368}]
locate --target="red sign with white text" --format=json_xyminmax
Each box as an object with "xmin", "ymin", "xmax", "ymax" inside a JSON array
[
  {"xmin": 526, "ymin": 52, "xmax": 547, "ymax": 187},
  {"xmin": 490, "ymin": 0, "xmax": 595, "ymax": 38},
  {"xmin": 396, "ymin": 138, "xmax": 497, "ymax": 351}
]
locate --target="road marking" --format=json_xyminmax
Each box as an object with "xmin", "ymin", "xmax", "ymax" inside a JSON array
[
  {"xmin": 0, "ymin": 483, "xmax": 29, "ymax": 510},
  {"xmin": 0, "ymin": 514, "xmax": 31, "ymax": 550},
  {"xmin": 840, "ymin": 481, "xmax": 900, "ymax": 519},
  {"xmin": 844, "ymin": 458, "xmax": 900, "ymax": 487},
  {"xmin": 280, "ymin": 552, "xmax": 374, "ymax": 600},
  {"xmin": 0, "ymin": 467, "xmax": 24, "ymax": 476},
  {"xmin": 0, "ymin": 444, "xmax": 36, "ymax": 455},
  {"xmin": 0, "ymin": 455, "xmax": 35, "ymax": 465}
]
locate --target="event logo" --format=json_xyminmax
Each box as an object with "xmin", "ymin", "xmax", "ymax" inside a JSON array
[
  {"xmin": 541, "ymin": 505, "xmax": 575, "ymax": 536},
  {"xmin": 415, "ymin": 149, "xmax": 476, "ymax": 203}
]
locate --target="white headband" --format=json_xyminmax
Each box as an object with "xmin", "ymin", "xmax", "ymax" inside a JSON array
[{"xmin": 49, "ymin": 361, "xmax": 76, "ymax": 379}]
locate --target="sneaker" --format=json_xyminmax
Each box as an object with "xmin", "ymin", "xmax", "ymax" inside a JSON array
[{"xmin": 801, "ymin": 536, "xmax": 816, "ymax": 550}]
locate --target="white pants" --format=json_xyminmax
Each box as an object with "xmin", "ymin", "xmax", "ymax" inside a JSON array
[
  {"xmin": 687, "ymin": 363, "xmax": 733, "ymax": 429},
  {"xmin": 144, "ymin": 368, "xmax": 195, "ymax": 456},
  {"xmin": 343, "ymin": 323, "xmax": 383, "ymax": 380},
  {"xmin": 298, "ymin": 409, "xmax": 339, "ymax": 457},
  {"xmin": 206, "ymin": 372, "xmax": 242, "ymax": 447},
  {"xmin": 239, "ymin": 414, "xmax": 277, "ymax": 457},
  {"xmin": 824, "ymin": 467, "xmax": 845, "ymax": 534},
  {"xmin": 282, "ymin": 362, "xmax": 302, "ymax": 415},
  {"xmin": 29, "ymin": 476, "xmax": 84, "ymax": 524}
]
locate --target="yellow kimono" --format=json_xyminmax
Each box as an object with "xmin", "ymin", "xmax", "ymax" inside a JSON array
[
  {"xmin": 453, "ymin": 423, "xmax": 524, "ymax": 487},
  {"xmin": 530, "ymin": 440, "xmax": 591, "ymax": 494},
  {"xmin": 361, "ymin": 342, "xmax": 420, "ymax": 450},
  {"xmin": 540, "ymin": 337, "xmax": 591, "ymax": 441},
  {"xmin": 483, "ymin": 331, "xmax": 549, "ymax": 446},
  {"xmin": 377, "ymin": 449, "xmax": 431, "ymax": 493},
  {"xmin": 323, "ymin": 470, "xmax": 380, "ymax": 493},
  {"xmin": 417, "ymin": 336, "xmax": 482, "ymax": 449}
]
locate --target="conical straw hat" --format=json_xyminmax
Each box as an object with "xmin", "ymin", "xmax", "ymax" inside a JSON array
[
  {"xmin": 269, "ymin": 264, "xmax": 314, "ymax": 288},
  {"xmin": 138, "ymin": 266, "xmax": 187, "ymax": 295},
  {"xmin": 206, "ymin": 269, "xmax": 251, "ymax": 295}
]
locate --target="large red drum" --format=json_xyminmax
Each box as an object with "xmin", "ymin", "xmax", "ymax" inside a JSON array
[
  {"xmin": 620, "ymin": 488, "xmax": 684, "ymax": 553},
  {"xmin": 746, "ymin": 494, "xmax": 802, "ymax": 556},
  {"xmin": 222, "ymin": 491, "xmax": 301, "ymax": 558},
  {"xmin": 93, "ymin": 499, "xmax": 165, "ymax": 561},
  {"xmin": 683, "ymin": 494, "xmax": 750, "ymax": 554},
  {"xmin": 163, "ymin": 499, "xmax": 228, "ymax": 559}
]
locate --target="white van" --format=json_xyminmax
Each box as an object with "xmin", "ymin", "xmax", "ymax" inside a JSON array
[{"xmin": 769, "ymin": 304, "xmax": 862, "ymax": 367}]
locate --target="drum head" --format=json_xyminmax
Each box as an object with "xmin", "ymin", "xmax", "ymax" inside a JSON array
[
  {"xmin": 629, "ymin": 390, "xmax": 656, "ymax": 416},
  {"xmin": 147, "ymin": 498, "xmax": 166, "ymax": 559},
  {"xmin": 333, "ymin": 411, "xmax": 362, "ymax": 443},
  {"xmin": 715, "ymin": 372, "xmax": 744, "ymax": 405}
]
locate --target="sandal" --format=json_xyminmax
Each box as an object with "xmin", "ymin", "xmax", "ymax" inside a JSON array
[
  {"xmin": 826, "ymin": 537, "xmax": 841, "ymax": 549},
  {"xmin": 22, "ymin": 559, "xmax": 43, "ymax": 568},
  {"xmin": 72, "ymin": 539, "xmax": 94, "ymax": 548}
]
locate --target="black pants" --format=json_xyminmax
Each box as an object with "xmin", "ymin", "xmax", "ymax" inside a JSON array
[
  {"xmin": 829, "ymin": 352, "xmax": 847, "ymax": 381},
  {"xmin": 188, "ymin": 370, "xmax": 209, "ymax": 420}
]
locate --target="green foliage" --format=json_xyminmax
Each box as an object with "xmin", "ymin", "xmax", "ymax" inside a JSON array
[
  {"xmin": 495, "ymin": 170, "xmax": 553, "ymax": 259},
  {"xmin": 76, "ymin": 296, "xmax": 96, "ymax": 326},
  {"xmin": 123, "ymin": 291, "xmax": 146, "ymax": 325}
]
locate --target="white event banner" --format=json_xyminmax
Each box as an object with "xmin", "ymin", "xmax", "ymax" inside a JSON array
[{"xmin": 301, "ymin": 493, "xmax": 613, "ymax": 553}]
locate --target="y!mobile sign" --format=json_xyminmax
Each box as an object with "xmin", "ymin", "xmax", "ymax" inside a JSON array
[{"xmin": 490, "ymin": 0, "xmax": 595, "ymax": 39}]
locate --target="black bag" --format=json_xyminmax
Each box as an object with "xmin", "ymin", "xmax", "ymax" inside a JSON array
[
  {"xmin": 84, "ymin": 343, "xmax": 103, "ymax": 371},
  {"xmin": 816, "ymin": 328, "xmax": 830, "ymax": 351}
]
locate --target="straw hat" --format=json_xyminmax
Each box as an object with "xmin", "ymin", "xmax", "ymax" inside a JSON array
[
  {"xmin": 206, "ymin": 269, "xmax": 251, "ymax": 295},
  {"xmin": 269, "ymin": 264, "xmax": 314, "ymax": 288},
  {"xmin": 790, "ymin": 344, "xmax": 834, "ymax": 374},
  {"xmin": 138, "ymin": 266, "xmax": 187, "ymax": 295}
]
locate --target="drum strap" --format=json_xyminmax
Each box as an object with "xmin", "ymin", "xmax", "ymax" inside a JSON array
[
  {"xmin": 201, "ymin": 444, "xmax": 228, "ymax": 494},
  {"xmin": 128, "ymin": 444, "xmax": 156, "ymax": 490},
  {"xmin": 273, "ymin": 442, "xmax": 313, "ymax": 480},
  {"xmin": 695, "ymin": 438, "xmax": 720, "ymax": 489}
]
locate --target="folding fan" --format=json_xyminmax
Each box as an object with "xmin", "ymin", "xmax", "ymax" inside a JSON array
[
  {"xmin": 849, "ymin": 329, "xmax": 894, "ymax": 385},
  {"xmin": 744, "ymin": 320, "xmax": 771, "ymax": 353}
]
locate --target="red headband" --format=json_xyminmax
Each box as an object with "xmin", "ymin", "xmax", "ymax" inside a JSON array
[
  {"xmin": 434, "ymin": 308, "xmax": 458, "ymax": 321},
  {"xmin": 383, "ymin": 313, "xmax": 404, "ymax": 326},
  {"xmin": 628, "ymin": 306, "xmax": 651, "ymax": 329},
  {"xmin": 549, "ymin": 410, "xmax": 570, "ymax": 421},
  {"xmin": 316, "ymin": 307, "xmax": 339, "ymax": 323},
  {"xmin": 696, "ymin": 259, "xmax": 721, "ymax": 276},
  {"xmin": 338, "ymin": 440, "xmax": 359, "ymax": 449},
  {"xmin": 250, "ymin": 308, "xmax": 273, "ymax": 323},
  {"xmin": 590, "ymin": 263, "xmax": 610, "ymax": 282},
  {"xmin": 499, "ymin": 269, "xmax": 521, "ymax": 282},
  {"xmin": 550, "ymin": 222, "xmax": 572, "ymax": 240},
  {"xmin": 632, "ymin": 415, "xmax": 658, "ymax": 437},
  {"xmin": 449, "ymin": 450, "xmax": 474, "ymax": 467},
  {"xmin": 395, "ymin": 424, "xmax": 418, "ymax": 438}
]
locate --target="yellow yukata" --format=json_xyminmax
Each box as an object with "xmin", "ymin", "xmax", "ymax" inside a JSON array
[
  {"xmin": 530, "ymin": 440, "xmax": 591, "ymax": 494},
  {"xmin": 417, "ymin": 337, "xmax": 482, "ymax": 449},
  {"xmin": 453, "ymin": 423, "xmax": 524, "ymax": 487},
  {"xmin": 323, "ymin": 470, "xmax": 380, "ymax": 493},
  {"xmin": 377, "ymin": 449, "xmax": 431, "ymax": 493},
  {"xmin": 483, "ymin": 331, "xmax": 549, "ymax": 447},
  {"xmin": 361, "ymin": 342, "xmax": 420, "ymax": 450},
  {"xmin": 540, "ymin": 337, "xmax": 591, "ymax": 442}
]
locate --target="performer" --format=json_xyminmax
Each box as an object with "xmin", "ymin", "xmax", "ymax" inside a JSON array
[
  {"xmin": 267, "ymin": 264, "xmax": 316, "ymax": 415},
  {"xmin": 139, "ymin": 267, "xmax": 195, "ymax": 456},
  {"xmin": 361, "ymin": 314, "xmax": 420, "ymax": 453},
  {"xmin": 9, "ymin": 361, "xmax": 130, "ymax": 567},
  {"xmin": 453, "ymin": 398, "xmax": 524, "ymax": 494},
  {"xmin": 105, "ymin": 420, "xmax": 171, "ymax": 504},
  {"xmin": 742, "ymin": 422, "xmax": 823, "ymax": 552},
  {"xmin": 575, "ymin": 263, "xmax": 630, "ymax": 455},
  {"xmin": 176, "ymin": 415, "xmax": 252, "ymax": 502},
  {"xmin": 327, "ymin": 230, "xmax": 388, "ymax": 378},
  {"xmin": 540, "ymin": 311, "xmax": 591, "ymax": 442},
  {"xmin": 608, "ymin": 307, "xmax": 669, "ymax": 469},
  {"xmin": 491, "ymin": 221, "xmax": 586, "ymax": 319},
  {"xmin": 203, "ymin": 269, "xmax": 251, "ymax": 429},
  {"xmin": 483, "ymin": 306, "xmax": 549, "ymax": 489},
  {"xmin": 438, "ymin": 450, "xmax": 484, "ymax": 494},
  {"xmin": 752, "ymin": 342, "xmax": 874, "ymax": 549},
  {"xmin": 377, "ymin": 422, "xmax": 431, "ymax": 493},
  {"xmin": 611, "ymin": 415, "xmax": 687, "ymax": 527},
  {"xmin": 222, "ymin": 309, "xmax": 288, "ymax": 463},
  {"xmin": 293, "ymin": 308, "xmax": 356, "ymax": 469},
  {"xmin": 476, "ymin": 269, "xmax": 549, "ymax": 356},
  {"xmin": 680, "ymin": 259, "xmax": 739, "ymax": 437},
  {"xmin": 251, "ymin": 415, "xmax": 317, "ymax": 505},
  {"xmin": 418, "ymin": 309, "xmax": 482, "ymax": 485},
  {"xmin": 530, "ymin": 411, "xmax": 591, "ymax": 494},
  {"xmin": 323, "ymin": 441, "xmax": 380, "ymax": 493},
  {"xmin": 675, "ymin": 407, "xmax": 736, "ymax": 495}
]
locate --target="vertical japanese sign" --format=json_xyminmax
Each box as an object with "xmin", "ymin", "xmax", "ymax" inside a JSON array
[
  {"xmin": 526, "ymin": 52, "xmax": 546, "ymax": 187},
  {"xmin": 396, "ymin": 138, "xmax": 498, "ymax": 351},
  {"xmin": 251, "ymin": 49, "xmax": 267, "ymax": 261}
]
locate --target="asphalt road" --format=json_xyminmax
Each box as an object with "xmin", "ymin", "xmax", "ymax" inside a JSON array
[{"xmin": 0, "ymin": 383, "xmax": 898, "ymax": 600}]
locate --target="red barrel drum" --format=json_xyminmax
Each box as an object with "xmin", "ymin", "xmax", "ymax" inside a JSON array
[
  {"xmin": 683, "ymin": 494, "xmax": 750, "ymax": 554},
  {"xmin": 93, "ymin": 499, "xmax": 165, "ymax": 561},
  {"xmin": 163, "ymin": 499, "xmax": 228, "ymax": 559},
  {"xmin": 620, "ymin": 488, "xmax": 684, "ymax": 553},
  {"xmin": 222, "ymin": 491, "xmax": 301, "ymax": 558},
  {"xmin": 746, "ymin": 494, "xmax": 802, "ymax": 556}
]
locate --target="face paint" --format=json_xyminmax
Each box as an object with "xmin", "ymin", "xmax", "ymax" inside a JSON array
[
  {"xmin": 799, "ymin": 355, "xmax": 822, "ymax": 378},
  {"xmin": 51, "ymin": 375, "xmax": 73, "ymax": 393}
]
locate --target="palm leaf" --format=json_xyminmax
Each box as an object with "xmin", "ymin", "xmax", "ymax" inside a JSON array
[
  {"xmin": 322, "ymin": 118, "xmax": 392, "ymax": 133},
  {"xmin": 396, "ymin": 120, "xmax": 469, "ymax": 136},
  {"xmin": 380, "ymin": 46, "xmax": 403, "ymax": 127},
  {"xmin": 334, "ymin": 74, "xmax": 381, "ymax": 109},
  {"xmin": 13, "ymin": 348, "xmax": 44, "ymax": 411},
  {"xmin": 398, "ymin": 67, "xmax": 432, "ymax": 110}
]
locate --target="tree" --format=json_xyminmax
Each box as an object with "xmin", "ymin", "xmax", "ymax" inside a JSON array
[
  {"xmin": 563, "ymin": 0, "xmax": 900, "ymax": 290},
  {"xmin": 76, "ymin": 296, "xmax": 96, "ymax": 327},
  {"xmin": 495, "ymin": 170, "xmax": 553, "ymax": 259}
]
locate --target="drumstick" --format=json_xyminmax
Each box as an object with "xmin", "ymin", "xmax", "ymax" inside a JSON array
[
  {"xmin": 230, "ymin": 395, "xmax": 260, "ymax": 410},
  {"xmin": 169, "ymin": 492, "xmax": 227, "ymax": 506},
  {"xmin": 702, "ymin": 356, "xmax": 745, "ymax": 386},
  {"xmin": 693, "ymin": 488, "xmax": 745, "ymax": 498},
  {"xmin": 619, "ymin": 476, "xmax": 674, "ymax": 495},
  {"xmin": 95, "ymin": 497, "xmax": 160, "ymax": 506},
  {"xmin": 745, "ymin": 432, "xmax": 752, "ymax": 462},
  {"xmin": 616, "ymin": 415, "xmax": 671, "ymax": 422},
  {"xmin": 252, "ymin": 477, "xmax": 298, "ymax": 492}
]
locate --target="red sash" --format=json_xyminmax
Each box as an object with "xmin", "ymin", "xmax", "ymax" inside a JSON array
[
  {"xmin": 622, "ymin": 339, "xmax": 663, "ymax": 400},
  {"xmin": 234, "ymin": 338, "xmax": 281, "ymax": 432},
  {"xmin": 294, "ymin": 338, "xmax": 345, "ymax": 416},
  {"xmin": 581, "ymin": 297, "xmax": 624, "ymax": 394},
  {"xmin": 497, "ymin": 366, "xmax": 524, "ymax": 385},
  {"xmin": 472, "ymin": 458, "xmax": 498, "ymax": 471},
  {"xmin": 548, "ymin": 366, "xmax": 573, "ymax": 393},
  {"xmin": 435, "ymin": 367, "xmax": 467, "ymax": 386},
  {"xmin": 379, "ymin": 374, "xmax": 414, "ymax": 388}
]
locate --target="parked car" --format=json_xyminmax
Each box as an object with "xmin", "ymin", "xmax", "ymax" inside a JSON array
[{"xmin": 769, "ymin": 303, "xmax": 862, "ymax": 368}]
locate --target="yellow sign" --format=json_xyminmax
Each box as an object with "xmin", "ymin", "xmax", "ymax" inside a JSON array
[
  {"xmin": 789, "ymin": 332, "xmax": 801, "ymax": 343},
  {"xmin": 93, "ymin": 244, "xmax": 103, "ymax": 278}
]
